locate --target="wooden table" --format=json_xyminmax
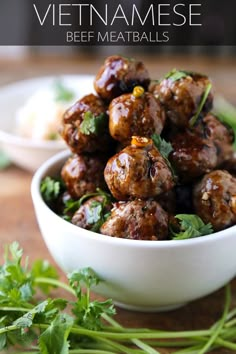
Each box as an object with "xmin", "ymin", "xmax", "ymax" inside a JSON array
[{"xmin": 0, "ymin": 53, "xmax": 236, "ymax": 353}]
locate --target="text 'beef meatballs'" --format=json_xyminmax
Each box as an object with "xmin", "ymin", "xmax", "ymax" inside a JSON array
[
  {"xmin": 109, "ymin": 87, "xmax": 166, "ymax": 146},
  {"xmin": 61, "ymin": 94, "xmax": 112, "ymax": 154},
  {"xmin": 61, "ymin": 154, "xmax": 108, "ymax": 199},
  {"xmin": 104, "ymin": 136, "xmax": 175, "ymax": 200},
  {"xmin": 100, "ymin": 199, "xmax": 169, "ymax": 240},
  {"xmin": 152, "ymin": 70, "xmax": 213, "ymax": 128},
  {"xmin": 193, "ymin": 170, "xmax": 236, "ymax": 231},
  {"xmin": 94, "ymin": 55, "xmax": 150, "ymax": 102}
]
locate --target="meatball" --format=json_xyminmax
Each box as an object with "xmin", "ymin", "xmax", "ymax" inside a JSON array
[
  {"xmin": 193, "ymin": 113, "xmax": 234, "ymax": 163},
  {"xmin": 61, "ymin": 94, "xmax": 112, "ymax": 154},
  {"xmin": 104, "ymin": 136, "xmax": 175, "ymax": 200},
  {"xmin": 94, "ymin": 55, "xmax": 150, "ymax": 102},
  {"xmin": 156, "ymin": 189, "xmax": 176, "ymax": 214},
  {"xmin": 109, "ymin": 90, "xmax": 166, "ymax": 146},
  {"xmin": 72, "ymin": 195, "xmax": 112, "ymax": 232},
  {"xmin": 193, "ymin": 170, "xmax": 236, "ymax": 231},
  {"xmin": 61, "ymin": 154, "xmax": 107, "ymax": 199},
  {"xmin": 100, "ymin": 199, "xmax": 168, "ymax": 240},
  {"xmin": 169, "ymin": 130, "xmax": 218, "ymax": 181},
  {"xmin": 152, "ymin": 71, "xmax": 213, "ymax": 128}
]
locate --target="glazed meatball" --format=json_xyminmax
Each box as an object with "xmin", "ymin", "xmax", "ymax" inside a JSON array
[
  {"xmin": 61, "ymin": 154, "xmax": 107, "ymax": 199},
  {"xmin": 152, "ymin": 71, "xmax": 213, "ymax": 128},
  {"xmin": 156, "ymin": 189, "xmax": 176, "ymax": 214},
  {"xmin": 109, "ymin": 90, "xmax": 166, "ymax": 146},
  {"xmin": 72, "ymin": 195, "xmax": 112, "ymax": 232},
  {"xmin": 193, "ymin": 170, "xmax": 236, "ymax": 231},
  {"xmin": 94, "ymin": 55, "xmax": 150, "ymax": 102},
  {"xmin": 104, "ymin": 137, "xmax": 175, "ymax": 200},
  {"xmin": 61, "ymin": 94, "xmax": 112, "ymax": 154},
  {"xmin": 169, "ymin": 130, "xmax": 218, "ymax": 181},
  {"xmin": 100, "ymin": 199, "xmax": 168, "ymax": 240},
  {"xmin": 194, "ymin": 113, "xmax": 234, "ymax": 164}
]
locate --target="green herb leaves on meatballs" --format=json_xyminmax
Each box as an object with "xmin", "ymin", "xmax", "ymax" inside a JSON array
[
  {"xmin": 171, "ymin": 214, "xmax": 214, "ymax": 240},
  {"xmin": 80, "ymin": 111, "xmax": 107, "ymax": 136}
]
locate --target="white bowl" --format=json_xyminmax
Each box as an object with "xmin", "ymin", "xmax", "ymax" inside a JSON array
[
  {"xmin": 0, "ymin": 75, "xmax": 93, "ymax": 172},
  {"xmin": 31, "ymin": 150, "xmax": 236, "ymax": 312}
]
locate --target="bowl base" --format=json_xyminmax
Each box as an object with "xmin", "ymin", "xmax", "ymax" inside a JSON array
[{"xmin": 114, "ymin": 301, "xmax": 187, "ymax": 312}]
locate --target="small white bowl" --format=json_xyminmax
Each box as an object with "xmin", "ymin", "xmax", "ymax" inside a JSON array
[
  {"xmin": 0, "ymin": 75, "xmax": 93, "ymax": 172},
  {"xmin": 31, "ymin": 150, "xmax": 236, "ymax": 312}
]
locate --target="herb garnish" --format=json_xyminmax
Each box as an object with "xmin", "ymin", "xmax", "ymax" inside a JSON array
[
  {"xmin": 54, "ymin": 80, "xmax": 75, "ymax": 103},
  {"xmin": 152, "ymin": 133, "xmax": 177, "ymax": 180},
  {"xmin": 80, "ymin": 111, "xmax": 107, "ymax": 136},
  {"xmin": 63, "ymin": 188, "xmax": 112, "ymax": 227},
  {"xmin": 40, "ymin": 176, "xmax": 64, "ymax": 204},
  {"xmin": 165, "ymin": 69, "xmax": 206, "ymax": 82},
  {"xmin": 165, "ymin": 69, "xmax": 189, "ymax": 82},
  {"xmin": 1, "ymin": 242, "xmax": 236, "ymax": 353},
  {"xmin": 189, "ymin": 83, "xmax": 212, "ymax": 127},
  {"xmin": 171, "ymin": 214, "xmax": 214, "ymax": 240}
]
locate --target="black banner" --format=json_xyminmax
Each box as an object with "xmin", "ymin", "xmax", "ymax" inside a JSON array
[{"xmin": 0, "ymin": 0, "xmax": 235, "ymax": 46}]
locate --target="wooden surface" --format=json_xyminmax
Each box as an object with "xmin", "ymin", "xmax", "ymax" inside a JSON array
[{"xmin": 0, "ymin": 53, "xmax": 236, "ymax": 353}]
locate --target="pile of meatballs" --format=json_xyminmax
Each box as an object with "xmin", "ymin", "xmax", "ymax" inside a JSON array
[{"xmin": 58, "ymin": 55, "xmax": 236, "ymax": 241}]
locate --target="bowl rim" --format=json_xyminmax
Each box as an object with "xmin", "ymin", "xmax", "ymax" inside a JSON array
[
  {"xmin": 31, "ymin": 149, "xmax": 236, "ymax": 248},
  {"xmin": 0, "ymin": 74, "xmax": 94, "ymax": 149}
]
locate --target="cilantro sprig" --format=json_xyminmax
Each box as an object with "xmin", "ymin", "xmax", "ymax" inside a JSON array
[
  {"xmin": 0, "ymin": 243, "xmax": 236, "ymax": 353},
  {"xmin": 171, "ymin": 214, "xmax": 214, "ymax": 240},
  {"xmin": 80, "ymin": 111, "xmax": 108, "ymax": 136},
  {"xmin": 189, "ymin": 83, "xmax": 212, "ymax": 127},
  {"xmin": 152, "ymin": 133, "xmax": 177, "ymax": 180}
]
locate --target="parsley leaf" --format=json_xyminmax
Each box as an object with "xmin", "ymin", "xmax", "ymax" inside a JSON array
[
  {"xmin": 80, "ymin": 111, "xmax": 107, "ymax": 136},
  {"xmin": 54, "ymin": 80, "xmax": 75, "ymax": 103},
  {"xmin": 171, "ymin": 214, "xmax": 214, "ymax": 240}
]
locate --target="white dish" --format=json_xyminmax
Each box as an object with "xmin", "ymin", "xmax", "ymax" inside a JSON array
[
  {"xmin": 31, "ymin": 150, "xmax": 236, "ymax": 312},
  {"xmin": 0, "ymin": 75, "xmax": 94, "ymax": 172}
]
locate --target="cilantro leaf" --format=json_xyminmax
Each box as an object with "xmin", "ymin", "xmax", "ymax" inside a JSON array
[
  {"xmin": 40, "ymin": 177, "xmax": 64, "ymax": 204},
  {"xmin": 152, "ymin": 134, "xmax": 176, "ymax": 180},
  {"xmin": 152, "ymin": 134, "xmax": 173, "ymax": 159},
  {"xmin": 165, "ymin": 69, "xmax": 189, "ymax": 82},
  {"xmin": 80, "ymin": 111, "xmax": 107, "ymax": 136},
  {"xmin": 171, "ymin": 214, "xmax": 214, "ymax": 240},
  {"xmin": 54, "ymin": 80, "xmax": 75, "ymax": 103},
  {"xmin": 165, "ymin": 69, "xmax": 206, "ymax": 82},
  {"xmin": 39, "ymin": 313, "xmax": 73, "ymax": 354},
  {"xmin": 14, "ymin": 300, "xmax": 49, "ymax": 329},
  {"xmin": 32, "ymin": 260, "xmax": 59, "ymax": 294}
]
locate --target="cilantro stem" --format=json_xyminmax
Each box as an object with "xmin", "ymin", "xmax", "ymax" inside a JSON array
[
  {"xmin": 103, "ymin": 314, "xmax": 160, "ymax": 354},
  {"xmin": 189, "ymin": 83, "xmax": 212, "ymax": 126},
  {"xmin": 197, "ymin": 284, "xmax": 231, "ymax": 354},
  {"xmin": 34, "ymin": 276, "xmax": 75, "ymax": 295}
]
